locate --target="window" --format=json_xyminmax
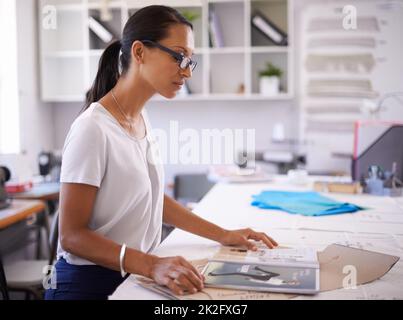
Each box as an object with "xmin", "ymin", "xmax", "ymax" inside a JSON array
[{"xmin": 0, "ymin": 0, "xmax": 20, "ymax": 154}]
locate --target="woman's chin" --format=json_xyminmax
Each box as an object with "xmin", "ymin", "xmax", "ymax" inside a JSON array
[{"xmin": 159, "ymin": 90, "xmax": 178, "ymax": 100}]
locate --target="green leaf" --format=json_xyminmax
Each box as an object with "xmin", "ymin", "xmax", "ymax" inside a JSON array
[
  {"xmin": 180, "ymin": 10, "xmax": 200, "ymax": 22},
  {"xmin": 259, "ymin": 62, "xmax": 283, "ymax": 78}
]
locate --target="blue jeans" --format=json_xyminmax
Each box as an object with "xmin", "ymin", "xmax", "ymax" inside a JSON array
[{"xmin": 45, "ymin": 258, "xmax": 127, "ymax": 300}]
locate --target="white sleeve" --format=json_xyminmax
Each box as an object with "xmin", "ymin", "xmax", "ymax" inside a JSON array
[{"xmin": 60, "ymin": 118, "xmax": 107, "ymax": 187}]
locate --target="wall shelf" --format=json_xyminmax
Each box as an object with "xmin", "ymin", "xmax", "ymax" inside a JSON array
[
  {"xmin": 152, "ymin": 92, "xmax": 293, "ymax": 102},
  {"xmin": 39, "ymin": 0, "xmax": 294, "ymax": 102}
]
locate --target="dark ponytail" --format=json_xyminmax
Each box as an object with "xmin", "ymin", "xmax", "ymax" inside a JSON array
[
  {"xmin": 85, "ymin": 40, "xmax": 121, "ymax": 109},
  {"xmin": 84, "ymin": 5, "xmax": 193, "ymax": 110}
]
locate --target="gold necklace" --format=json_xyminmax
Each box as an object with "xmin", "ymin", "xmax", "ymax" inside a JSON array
[
  {"xmin": 110, "ymin": 90, "xmax": 149, "ymax": 169},
  {"xmin": 111, "ymin": 89, "xmax": 134, "ymax": 134}
]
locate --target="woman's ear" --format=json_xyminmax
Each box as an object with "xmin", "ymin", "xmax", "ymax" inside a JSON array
[{"xmin": 131, "ymin": 40, "xmax": 145, "ymax": 64}]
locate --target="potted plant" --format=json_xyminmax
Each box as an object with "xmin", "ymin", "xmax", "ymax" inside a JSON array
[
  {"xmin": 180, "ymin": 10, "xmax": 201, "ymax": 23},
  {"xmin": 258, "ymin": 62, "xmax": 283, "ymax": 96},
  {"xmin": 180, "ymin": 11, "xmax": 200, "ymax": 43}
]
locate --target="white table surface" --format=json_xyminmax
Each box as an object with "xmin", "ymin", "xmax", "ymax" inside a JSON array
[{"xmin": 110, "ymin": 176, "xmax": 403, "ymax": 300}]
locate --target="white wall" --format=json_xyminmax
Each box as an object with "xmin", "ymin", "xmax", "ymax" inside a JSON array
[
  {"xmin": 53, "ymin": 102, "xmax": 82, "ymax": 149},
  {"xmin": 46, "ymin": 0, "xmax": 403, "ymax": 185},
  {"xmin": 294, "ymin": 0, "xmax": 403, "ymax": 174},
  {"xmin": 6, "ymin": 0, "xmax": 297, "ymax": 184},
  {"xmin": 0, "ymin": 0, "xmax": 55, "ymax": 180},
  {"xmin": 53, "ymin": 99, "xmax": 298, "ymax": 184}
]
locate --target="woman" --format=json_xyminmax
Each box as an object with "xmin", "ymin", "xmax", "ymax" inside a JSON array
[{"xmin": 45, "ymin": 5, "xmax": 278, "ymax": 300}]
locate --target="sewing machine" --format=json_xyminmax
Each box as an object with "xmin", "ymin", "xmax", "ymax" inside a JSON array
[
  {"xmin": 38, "ymin": 151, "xmax": 62, "ymax": 183},
  {"xmin": 0, "ymin": 166, "xmax": 11, "ymax": 209}
]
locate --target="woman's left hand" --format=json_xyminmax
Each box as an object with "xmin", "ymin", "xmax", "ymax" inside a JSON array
[{"xmin": 219, "ymin": 228, "xmax": 278, "ymax": 251}]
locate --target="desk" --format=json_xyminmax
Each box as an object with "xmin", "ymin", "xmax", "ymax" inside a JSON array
[
  {"xmin": 11, "ymin": 183, "xmax": 60, "ymax": 259},
  {"xmin": 110, "ymin": 176, "xmax": 403, "ymax": 300},
  {"xmin": 0, "ymin": 200, "xmax": 46, "ymax": 300},
  {"xmin": 0, "ymin": 200, "xmax": 46, "ymax": 229},
  {"xmin": 11, "ymin": 182, "xmax": 60, "ymax": 202}
]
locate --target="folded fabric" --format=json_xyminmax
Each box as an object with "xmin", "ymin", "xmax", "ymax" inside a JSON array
[{"xmin": 251, "ymin": 191, "xmax": 363, "ymax": 216}]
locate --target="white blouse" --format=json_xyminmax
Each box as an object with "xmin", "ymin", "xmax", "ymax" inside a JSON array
[{"xmin": 57, "ymin": 102, "xmax": 165, "ymax": 265}]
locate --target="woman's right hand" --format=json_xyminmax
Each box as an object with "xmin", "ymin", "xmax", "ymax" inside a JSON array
[{"xmin": 149, "ymin": 256, "xmax": 205, "ymax": 295}]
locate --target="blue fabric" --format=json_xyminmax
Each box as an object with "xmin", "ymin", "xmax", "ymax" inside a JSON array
[
  {"xmin": 251, "ymin": 191, "xmax": 363, "ymax": 216},
  {"xmin": 44, "ymin": 258, "xmax": 127, "ymax": 300}
]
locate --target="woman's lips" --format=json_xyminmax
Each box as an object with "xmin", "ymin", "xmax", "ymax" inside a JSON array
[{"xmin": 173, "ymin": 82, "xmax": 184, "ymax": 89}]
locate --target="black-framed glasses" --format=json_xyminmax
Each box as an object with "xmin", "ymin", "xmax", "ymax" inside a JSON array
[{"xmin": 142, "ymin": 40, "xmax": 197, "ymax": 72}]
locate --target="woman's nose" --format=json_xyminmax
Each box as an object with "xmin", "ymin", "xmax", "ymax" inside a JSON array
[{"xmin": 180, "ymin": 65, "xmax": 192, "ymax": 79}]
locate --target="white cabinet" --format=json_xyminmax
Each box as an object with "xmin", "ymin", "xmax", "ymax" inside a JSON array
[{"xmin": 39, "ymin": 0, "xmax": 294, "ymax": 102}]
